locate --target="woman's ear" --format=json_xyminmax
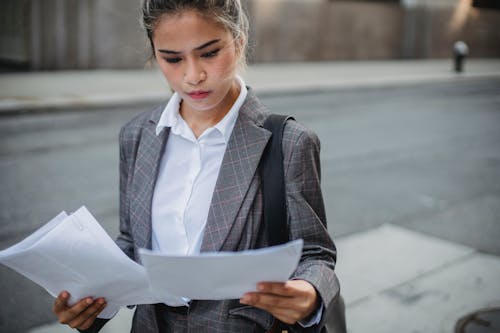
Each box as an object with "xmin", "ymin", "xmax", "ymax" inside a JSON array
[
  {"xmin": 144, "ymin": 39, "xmax": 158, "ymax": 70},
  {"xmin": 235, "ymin": 36, "xmax": 246, "ymax": 59}
]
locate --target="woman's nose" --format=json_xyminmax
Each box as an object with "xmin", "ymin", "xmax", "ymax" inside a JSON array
[{"xmin": 185, "ymin": 59, "xmax": 206, "ymax": 85}]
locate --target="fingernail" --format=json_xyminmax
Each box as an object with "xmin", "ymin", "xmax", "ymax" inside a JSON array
[
  {"xmin": 240, "ymin": 296, "xmax": 249, "ymax": 304},
  {"xmin": 257, "ymin": 284, "xmax": 265, "ymax": 291},
  {"xmin": 86, "ymin": 298, "xmax": 93, "ymax": 305}
]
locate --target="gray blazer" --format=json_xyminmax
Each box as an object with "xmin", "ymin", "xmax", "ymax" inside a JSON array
[{"xmin": 97, "ymin": 89, "xmax": 338, "ymax": 333}]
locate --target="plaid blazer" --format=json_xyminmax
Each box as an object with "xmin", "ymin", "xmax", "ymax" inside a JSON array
[{"xmin": 91, "ymin": 89, "xmax": 338, "ymax": 333}]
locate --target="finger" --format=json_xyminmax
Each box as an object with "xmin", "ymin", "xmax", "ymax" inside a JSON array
[
  {"xmin": 53, "ymin": 291, "xmax": 70, "ymax": 314},
  {"xmin": 253, "ymin": 302, "xmax": 301, "ymax": 325},
  {"xmin": 68, "ymin": 298, "xmax": 106, "ymax": 329},
  {"xmin": 260, "ymin": 280, "xmax": 316, "ymax": 297},
  {"xmin": 79, "ymin": 301, "xmax": 107, "ymax": 330},
  {"xmin": 58, "ymin": 297, "xmax": 94, "ymax": 324},
  {"xmin": 241, "ymin": 292, "xmax": 293, "ymax": 311},
  {"xmin": 241, "ymin": 290, "xmax": 314, "ymax": 322},
  {"xmin": 65, "ymin": 298, "xmax": 104, "ymax": 328},
  {"xmin": 256, "ymin": 282, "xmax": 292, "ymax": 296}
]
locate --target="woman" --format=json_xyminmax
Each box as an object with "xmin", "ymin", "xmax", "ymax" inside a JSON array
[{"xmin": 53, "ymin": 1, "xmax": 338, "ymax": 332}]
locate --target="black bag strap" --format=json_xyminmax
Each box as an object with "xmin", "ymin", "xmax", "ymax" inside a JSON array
[
  {"xmin": 260, "ymin": 114, "xmax": 295, "ymax": 246},
  {"xmin": 260, "ymin": 114, "xmax": 294, "ymax": 333},
  {"xmin": 260, "ymin": 114, "xmax": 346, "ymax": 333}
]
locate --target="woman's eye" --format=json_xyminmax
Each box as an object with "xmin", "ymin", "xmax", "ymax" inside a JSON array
[
  {"xmin": 202, "ymin": 49, "xmax": 220, "ymax": 58},
  {"xmin": 165, "ymin": 57, "xmax": 181, "ymax": 64}
]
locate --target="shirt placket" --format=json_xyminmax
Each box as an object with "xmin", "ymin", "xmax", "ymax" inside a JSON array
[{"xmin": 182, "ymin": 140, "xmax": 202, "ymax": 252}]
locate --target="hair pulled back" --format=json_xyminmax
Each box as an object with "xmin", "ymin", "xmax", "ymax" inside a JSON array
[{"xmin": 142, "ymin": 0, "xmax": 249, "ymax": 68}]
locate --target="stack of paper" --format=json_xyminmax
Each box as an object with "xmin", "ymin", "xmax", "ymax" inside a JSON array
[
  {"xmin": 0, "ymin": 206, "xmax": 303, "ymax": 319},
  {"xmin": 0, "ymin": 207, "xmax": 162, "ymax": 318}
]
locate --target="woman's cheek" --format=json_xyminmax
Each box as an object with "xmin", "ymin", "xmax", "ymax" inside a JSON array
[
  {"xmin": 161, "ymin": 67, "xmax": 181, "ymax": 89},
  {"xmin": 213, "ymin": 52, "xmax": 238, "ymax": 79}
]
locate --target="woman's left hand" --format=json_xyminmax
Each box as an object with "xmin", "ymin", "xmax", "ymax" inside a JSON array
[{"xmin": 239, "ymin": 279, "xmax": 318, "ymax": 325}]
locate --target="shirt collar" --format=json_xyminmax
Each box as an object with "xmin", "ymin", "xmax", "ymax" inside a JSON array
[{"xmin": 156, "ymin": 76, "xmax": 248, "ymax": 144}]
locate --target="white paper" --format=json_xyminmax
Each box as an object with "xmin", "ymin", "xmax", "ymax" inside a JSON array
[
  {"xmin": 0, "ymin": 207, "xmax": 303, "ymax": 318},
  {"xmin": 0, "ymin": 207, "xmax": 166, "ymax": 318},
  {"xmin": 139, "ymin": 239, "xmax": 303, "ymax": 300}
]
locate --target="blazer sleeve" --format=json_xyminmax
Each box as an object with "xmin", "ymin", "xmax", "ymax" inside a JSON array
[{"xmin": 283, "ymin": 121, "xmax": 340, "ymax": 332}]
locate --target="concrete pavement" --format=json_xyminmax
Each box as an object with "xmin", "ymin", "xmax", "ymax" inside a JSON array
[{"xmin": 1, "ymin": 59, "xmax": 499, "ymax": 332}]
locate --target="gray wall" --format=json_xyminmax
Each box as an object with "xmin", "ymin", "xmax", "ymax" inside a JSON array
[
  {"xmin": 0, "ymin": 0, "xmax": 148, "ymax": 70},
  {"xmin": 0, "ymin": 0, "xmax": 499, "ymax": 70},
  {"xmin": 250, "ymin": 0, "xmax": 405, "ymax": 62},
  {"xmin": 250, "ymin": 0, "xmax": 500, "ymax": 62},
  {"xmin": 0, "ymin": 0, "xmax": 31, "ymax": 68}
]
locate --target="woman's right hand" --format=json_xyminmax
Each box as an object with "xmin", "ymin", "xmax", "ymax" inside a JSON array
[{"xmin": 53, "ymin": 291, "xmax": 107, "ymax": 330}]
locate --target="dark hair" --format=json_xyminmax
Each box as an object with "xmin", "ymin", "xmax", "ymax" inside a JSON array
[{"xmin": 141, "ymin": 0, "xmax": 249, "ymax": 68}]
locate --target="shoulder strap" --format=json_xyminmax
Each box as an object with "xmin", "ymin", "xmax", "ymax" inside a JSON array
[{"xmin": 260, "ymin": 114, "xmax": 295, "ymax": 246}]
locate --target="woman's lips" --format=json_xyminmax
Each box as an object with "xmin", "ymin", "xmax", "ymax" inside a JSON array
[{"xmin": 187, "ymin": 90, "xmax": 211, "ymax": 100}]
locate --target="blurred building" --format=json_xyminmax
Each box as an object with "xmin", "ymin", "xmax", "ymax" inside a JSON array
[
  {"xmin": 252, "ymin": 0, "xmax": 500, "ymax": 62},
  {"xmin": 0, "ymin": 0, "xmax": 146, "ymax": 71},
  {"xmin": 0, "ymin": 0, "xmax": 499, "ymax": 71}
]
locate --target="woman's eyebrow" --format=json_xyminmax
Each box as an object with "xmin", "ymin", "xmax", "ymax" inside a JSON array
[
  {"xmin": 158, "ymin": 39, "xmax": 221, "ymax": 55},
  {"xmin": 195, "ymin": 39, "xmax": 221, "ymax": 51}
]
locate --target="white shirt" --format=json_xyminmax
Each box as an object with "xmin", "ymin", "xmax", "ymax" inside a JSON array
[{"xmin": 151, "ymin": 76, "xmax": 247, "ymax": 255}]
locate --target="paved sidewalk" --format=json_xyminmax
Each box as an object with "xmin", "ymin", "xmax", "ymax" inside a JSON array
[
  {"xmin": 1, "ymin": 59, "xmax": 500, "ymax": 114},
  {"xmin": 30, "ymin": 224, "xmax": 500, "ymax": 333}
]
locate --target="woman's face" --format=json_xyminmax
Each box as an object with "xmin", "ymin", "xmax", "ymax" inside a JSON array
[{"xmin": 152, "ymin": 10, "xmax": 241, "ymax": 117}]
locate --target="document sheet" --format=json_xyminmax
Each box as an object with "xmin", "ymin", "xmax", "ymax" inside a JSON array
[
  {"xmin": 139, "ymin": 239, "xmax": 303, "ymax": 300},
  {"xmin": 0, "ymin": 206, "xmax": 303, "ymax": 318}
]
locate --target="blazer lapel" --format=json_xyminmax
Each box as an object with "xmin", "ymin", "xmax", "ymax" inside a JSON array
[
  {"xmin": 201, "ymin": 91, "xmax": 271, "ymax": 252},
  {"xmin": 130, "ymin": 108, "xmax": 169, "ymax": 250}
]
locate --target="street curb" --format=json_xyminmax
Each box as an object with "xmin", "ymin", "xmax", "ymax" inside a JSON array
[{"xmin": 1, "ymin": 71, "xmax": 499, "ymax": 116}]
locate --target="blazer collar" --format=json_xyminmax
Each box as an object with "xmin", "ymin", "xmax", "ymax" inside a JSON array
[
  {"xmin": 131, "ymin": 104, "xmax": 169, "ymax": 250},
  {"xmin": 148, "ymin": 104, "xmax": 164, "ymax": 126},
  {"xmin": 200, "ymin": 89, "xmax": 271, "ymax": 252}
]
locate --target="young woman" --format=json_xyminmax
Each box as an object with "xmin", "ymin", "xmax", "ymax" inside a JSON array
[{"xmin": 53, "ymin": 1, "xmax": 339, "ymax": 332}]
